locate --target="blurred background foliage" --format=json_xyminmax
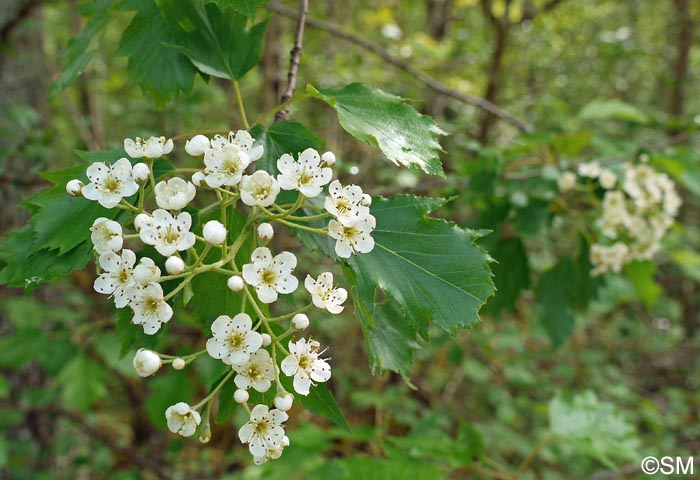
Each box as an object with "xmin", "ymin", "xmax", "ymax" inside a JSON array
[{"xmin": 1, "ymin": 0, "xmax": 699, "ymax": 478}]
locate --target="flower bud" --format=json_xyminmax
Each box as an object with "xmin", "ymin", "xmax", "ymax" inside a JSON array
[
  {"xmin": 165, "ymin": 256, "xmax": 185, "ymax": 275},
  {"xmin": 133, "ymin": 257, "xmax": 161, "ymax": 285},
  {"xmin": 291, "ymin": 313, "xmax": 309, "ymax": 330},
  {"xmin": 191, "ymin": 171, "xmax": 206, "ymax": 187},
  {"xmin": 321, "ymin": 151, "xmax": 336, "ymax": 166},
  {"xmin": 172, "ymin": 358, "xmax": 186, "ymax": 370},
  {"xmin": 134, "ymin": 213, "xmax": 152, "ymax": 231},
  {"xmin": 132, "ymin": 162, "xmax": 150, "ymax": 184},
  {"xmin": 198, "ymin": 419, "xmax": 211, "ymax": 444},
  {"xmin": 133, "ymin": 349, "xmax": 161, "ymax": 377},
  {"xmin": 66, "ymin": 179, "xmax": 84, "ymax": 197},
  {"xmin": 261, "ymin": 333, "xmax": 272, "ymax": 346},
  {"xmin": 360, "ymin": 193, "xmax": 372, "ymax": 207},
  {"xmin": 273, "ymin": 393, "xmax": 294, "ymax": 412},
  {"xmin": 203, "ymin": 220, "xmax": 226, "ymax": 245},
  {"xmin": 227, "ymin": 275, "xmax": 244, "ymax": 292},
  {"xmin": 257, "ymin": 223, "xmax": 274, "ymax": 242},
  {"xmin": 234, "ymin": 388, "xmax": 249, "ymax": 404},
  {"xmin": 185, "ymin": 135, "xmax": 210, "ymax": 156}
]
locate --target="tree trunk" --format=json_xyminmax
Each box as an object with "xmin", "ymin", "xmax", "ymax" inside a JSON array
[
  {"xmin": 668, "ymin": 0, "xmax": 694, "ymax": 119},
  {"xmin": 477, "ymin": 22, "xmax": 509, "ymax": 143},
  {"xmin": 426, "ymin": 0, "xmax": 454, "ymax": 40}
]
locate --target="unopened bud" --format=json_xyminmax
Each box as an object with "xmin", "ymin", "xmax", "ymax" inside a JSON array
[
  {"xmin": 66, "ymin": 179, "xmax": 84, "ymax": 197},
  {"xmin": 291, "ymin": 313, "xmax": 309, "ymax": 330},
  {"xmin": 203, "ymin": 220, "xmax": 226, "ymax": 245},
  {"xmin": 257, "ymin": 223, "xmax": 274, "ymax": 242},
  {"xmin": 172, "ymin": 358, "xmax": 186, "ymax": 370},
  {"xmin": 165, "ymin": 256, "xmax": 185, "ymax": 275},
  {"xmin": 132, "ymin": 163, "xmax": 150, "ymax": 184}
]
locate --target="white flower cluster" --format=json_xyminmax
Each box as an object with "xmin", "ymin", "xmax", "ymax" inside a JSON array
[
  {"xmin": 559, "ymin": 160, "xmax": 681, "ymax": 276},
  {"xmin": 66, "ymin": 131, "xmax": 371, "ymax": 465}
]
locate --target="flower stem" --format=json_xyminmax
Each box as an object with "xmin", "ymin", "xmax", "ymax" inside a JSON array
[
  {"xmin": 233, "ymin": 80, "xmax": 250, "ymax": 129},
  {"xmin": 193, "ymin": 368, "xmax": 236, "ymax": 410},
  {"xmin": 253, "ymin": 93, "xmax": 312, "ymax": 125}
]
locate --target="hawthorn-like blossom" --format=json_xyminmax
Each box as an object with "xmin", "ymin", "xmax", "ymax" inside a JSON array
[
  {"xmin": 558, "ymin": 171, "xmax": 577, "ymax": 192},
  {"xmin": 82, "ymin": 158, "xmax": 139, "ymax": 208},
  {"xmin": 281, "ymin": 338, "xmax": 331, "ymax": 395},
  {"xmin": 242, "ymin": 247, "xmax": 298, "ymax": 303},
  {"xmin": 599, "ymin": 169, "xmax": 617, "ymax": 189},
  {"xmin": 155, "ymin": 177, "xmax": 196, "ymax": 210},
  {"xmin": 328, "ymin": 215, "xmax": 376, "ymax": 258},
  {"xmin": 304, "ymin": 272, "xmax": 347, "ymax": 314},
  {"xmin": 238, "ymin": 404, "xmax": 288, "ymax": 457},
  {"xmin": 578, "ymin": 161, "xmax": 602, "ymax": 178},
  {"xmin": 206, "ymin": 313, "xmax": 263, "ymax": 365},
  {"xmin": 324, "ymin": 180, "xmax": 371, "ymax": 227},
  {"xmin": 132, "ymin": 257, "xmax": 161, "ymax": 286},
  {"xmin": 210, "ymin": 130, "xmax": 264, "ymax": 162},
  {"xmin": 233, "ymin": 348, "xmax": 275, "ymax": 392},
  {"xmin": 240, "ymin": 171, "xmax": 280, "ymax": 207},
  {"xmin": 130, "ymin": 283, "xmax": 173, "ymax": 334},
  {"xmin": 93, "ymin": 249, "xmax": 137, "ymax": 308},
  {"xmin": 277, "ymin": 149, "xmax": 332, "ymax": 198},
  {"xmin": 139, "ymin": 209, "xmax": 195, "ymax": 256},
  {"xmin": 254, "ymin": 436, "xmax": 290, "ymax": 465},
  {"xmin": 90, "ymin": 217, "xmax": 123, "ymax": 254},
  {"xmin": 203, "ymin": 144, "xmax": 250, "ymax": 188},
  {"xmin": 124, "ymin": 136, "xmax": 173, "ymax": 159},
  {"xmin": 165, "ymin": 402, "xmax": 201, "ymax": 437},
  {"xmin": 133, "ymin": 349, "xmax": 161, "ymax": 377}
]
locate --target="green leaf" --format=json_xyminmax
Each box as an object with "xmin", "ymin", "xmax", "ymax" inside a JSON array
[
  {"xmin": 336, "ymin": 456, "xmax": 442, "ymax": 480},
  {"xmin": 671, "ymin": 249, "xmax": 700, "ymax": 282},
  {"xmin": 214, "ymin": 372, "xmax": 238, "ymax": 423},
  {"xmin": 295, "ymin": 383, "xmax": 350, "ymax": 432},
  {"xmin": 201, "ymin": 0, "xmax": 269, "ymax": 18},
  {"xmin": 250, "ymin": 121, "xmax": 324, "ymax": 174},
  {"xmin": 50, "ymin": 0, "xmax": 112, "ymax": 97},
  {"xmin": 56, "ymin": 354, "xmax": 108, "ymax": 412},
  {"xmin": 578, "ymin": 99, "xmax": 650, "ymax": 124},
  {"xmin": 536, "ymin": 244, "xmax": 600, "ymax": 347},
  {"xmin": 145, "ymin": 370, "xmax": 194, "ymax": 427},
  {"xmin": 624, "ymin": 261, "xmax": 662, "ymax": 308},
  {"xmin": 117, "ymin": 0, "xmax": 198, "ymax": 105},
  {"xmin": 549, "ymin": 391, "xmax": 640, "ymax": 468},
  {"xmin": 485, "ymin": 237, "xmax": 530, "ymax": 314},
  {"xmin": 651, "ymin": 150, "xmax": 700, "ymax": 197},
  {"xmin": 332, "ymin": 195, "xmax": 493, "ymax": 377},
  {"xmin": 307, "ymin": 83, "xmax": 446, "ymax": 176},
  {"xmin": 157, "ymin": 0, "xmax": 268, "ymax": 80},
  {"xmin": 115, "ymin": 308, "xmax": 163, "ymax": 358}
]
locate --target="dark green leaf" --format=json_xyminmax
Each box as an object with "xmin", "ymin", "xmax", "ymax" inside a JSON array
[
  {"xmin": 485, "ymin": 237, "xmax": 530, "ymax": 314},
  {"xmin": 308, "ymin": 83, "xmax": 446, "ymax": 176},
  {"xmin": 201, "ymin": 0, "xmax": 269, "ymax": 18},
  {"xmin": 118, "ymin": 0, "xmax": 198, "ymax": 105},
  {"xmin": 624, "ymin": 261, "xmax": 662, "ymax": 308},
  {"xmin": 157, "ymin": 0, "xmax": 267, "ymax": 80},
  {"xmin": 56, "ymin": 354, "xmax": 107, "ymax": 412}
]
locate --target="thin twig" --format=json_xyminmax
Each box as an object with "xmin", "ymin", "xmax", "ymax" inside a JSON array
[
  {"xmin": 274, "ymin": 0, "xmax": 309, "ymax": 122},
  {"xmin": 267, "ymin": 1, "xmax": 533, "ymax": 132}
]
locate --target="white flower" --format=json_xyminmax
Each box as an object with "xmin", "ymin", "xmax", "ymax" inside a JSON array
[
  {"xmin": 204, "ymin": 143, "xmax": 251, "ymax": 188},
  {"xmin": 240, "ymin": 171, "xmax": 280, "ymax": 207},
  {"xmin": 233, "ymin": 348, "xmax": 275, "ymax": 392},
  {"xmin": 590, "ymin": 242, "xmax": 629, "ymax": 276},
  {"xmin": 131, "ymin": 283, "xmax": 173, "ymax": 334},
  {"xmin": 82, "ymin": 158, "xmax": 139, "ymax": 208},
  {"xmin": 277, "ymin": 148, "xmax": 333, "ymax": 198},
  {"xmin": 304, "ymin": 272, "xmax": 348, "ymax": 314},
  {"xmin": 242, "ymin": 247, "xmax": 298, "ymax": 303},
  {"xmin": 238, "ymin": 404, "xmax": 288, "ymax": 458},
  {"xmin": 324, "ymin": 180, "xmax": 371, "ymax": 227},
  {"xmin": 577, "ymin": 161, "xmax": 602, "ymax": 178},
  {"xmin": 90, "ymin": 217, "xmax": 123, "ymax": 254},
  {"xmin": 599, "ymin": 169, "xmax": 617, "ymax": 189},
  {"xmin": 139, "ymin": 209, "xmax": 195, "ymax": 256},
  {"xmin": 203, "ymin": 220, "xmax": 227, "ymax": 245},
  {"xmin": 557, "ymin": 171, "xmax": 577, "ymax": 192},
  {"xmin": 132, "ymin": 163, "xmax": 150, "ymax": 184},
  {"xmin": 132, "ymin": 257, "xmax": 161, "ymax": 285},
  {"xmin": 165, "ymin": 402, "xmax": 201, "ymax": 437},
  {"xmin": 165, "ymin": 256, "xmax": 185, "ymax": 275},
  {"xmin": 328, "ymin": 215, "xmax": 376, "ymax": 258},
  {"xmin": 185, "ymin": 135, "xmax": 210, "ymax": 156},
  {"xmin": 191, "ymin": 171, "xmax": 206, "ymax": 187},
  {"xmin": 155, "ymin": 178, "xmax": 196, "ymax": 210},
  {"xmin": 253, "ymin": 435, "xmax": 290, "ymax": 465},
  {"xmin": 133, "ymin": 349, "xmax": 161, "ymax": 377},
  {"xmin": 206, "ymin": 313, "xmax": 263, "ymax": 365},
  {"xmin": 94, "ymin": 249, "xmax": 137, "ymax": 308},
  {"xmin": 210, "ymin": 130, "xmax": 264, "ymax": 162},
  {"xmin": 66, "ymin": 179, "xmax": 83, "ymax": 196},
  {"xmin": 124, "ymin": 136, "xmax": 173, "ymax": 159},
  {"xmin": 280, "ymin": 338, "xmax": 331, "ymax": 395}
]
